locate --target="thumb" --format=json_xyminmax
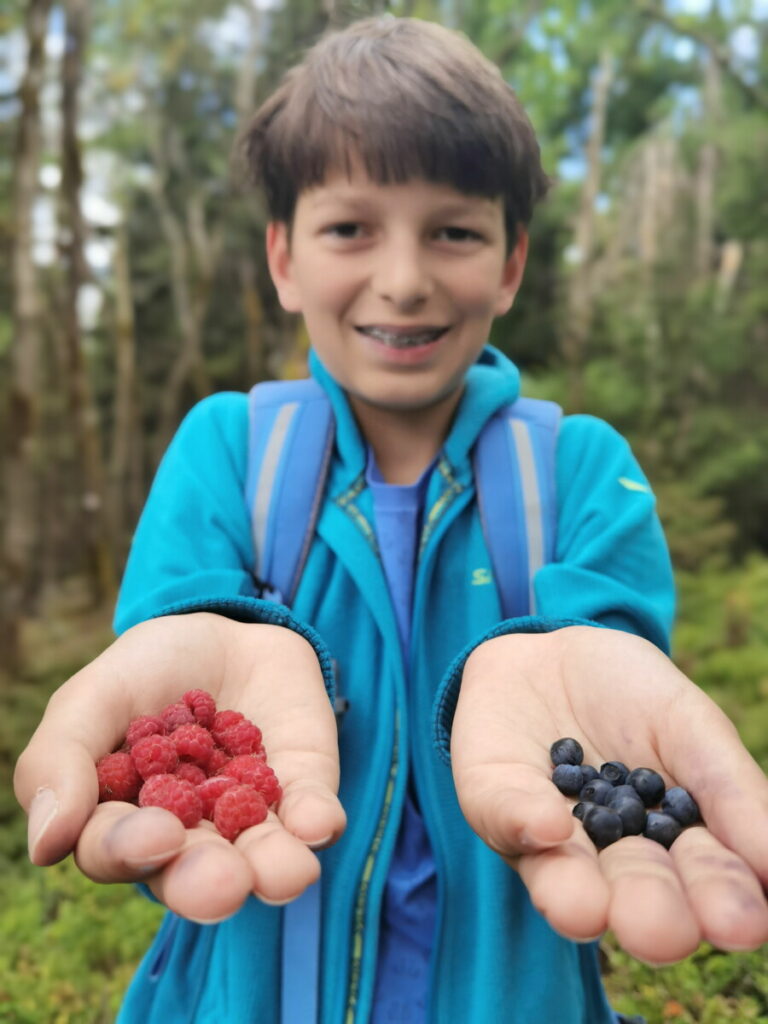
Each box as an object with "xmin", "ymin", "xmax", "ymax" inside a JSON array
[{"xmin": 450, "ymin": 754, "xmax": 574, "ymax": 858}]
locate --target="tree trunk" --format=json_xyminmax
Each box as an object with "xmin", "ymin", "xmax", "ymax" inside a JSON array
[
  {"xmin": 59, "ymin": 0, "xmax": 116, "ymax": 604},
  {"xmin": 109, "ymin": 216, "xmax": 143, "ymax": 559},
  {"xmin": 561, "ymin": 49, "xmax": 614, "ymax": 412},
  {"xmin": 149, "ymin": 149, "xmax": 216, "ymax": 460},
  {"xmin": 0, "ymin": 0, "xmax": 54, "ymax": 674}
]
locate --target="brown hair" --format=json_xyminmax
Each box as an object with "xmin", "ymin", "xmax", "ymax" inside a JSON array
[{"xmin": 239, "ymin": 16, "xmax": 550, "ymax": 242}]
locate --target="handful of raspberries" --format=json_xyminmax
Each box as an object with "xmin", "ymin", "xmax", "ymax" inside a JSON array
[{"xmin": 95, "ymin": 689, "xmax": 281, "ymax": 840}]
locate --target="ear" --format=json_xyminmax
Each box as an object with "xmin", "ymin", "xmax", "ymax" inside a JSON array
[
  {"xmin": 266, "ymin": 221, "xmax": 302, "ymax": 313},
  {"xmin": 493, "ymin": 229, "xmax": 529, "ymax": 317}
]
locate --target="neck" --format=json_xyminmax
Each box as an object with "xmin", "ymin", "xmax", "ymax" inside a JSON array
[{"xmin": 349, "ymin": 391, "xmax": 463, "ymax": 484}]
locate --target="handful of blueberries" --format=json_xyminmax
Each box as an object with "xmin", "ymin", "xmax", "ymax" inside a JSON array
[{"xmin": 550, "ymin": 737, "xmax": 701, "ymax": 850}]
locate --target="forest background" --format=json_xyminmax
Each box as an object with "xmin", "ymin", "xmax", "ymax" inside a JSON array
[{"xmin": 1, "ymin": 0, "xmax": 767, "ymax": 1021}]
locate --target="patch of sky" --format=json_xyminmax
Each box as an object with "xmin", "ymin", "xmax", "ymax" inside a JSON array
[
  {"xmin": 45, "ymin": 4, "xmax": 66, "ymax": 60},
  {"xmin": 198, "ymin": 3, "xmax": 271, "ymax": 69}
]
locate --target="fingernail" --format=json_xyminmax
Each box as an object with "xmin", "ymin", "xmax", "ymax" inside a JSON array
[
  {"xmin": 520, "ymin": 829, "xmax": 559, "ymax": 851},
  {"xmin": 123, "ymin": 849, "xmax": 184, "ymax": 873},
  {"xmin": 306, "ymin": 834, "xmax": 333, "ymax": 850},
  {"xmin": 28, "ymin": 787, "xmax": 58, "ymax": 862}
]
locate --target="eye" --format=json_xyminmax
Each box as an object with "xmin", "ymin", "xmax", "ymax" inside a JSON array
[
  {"xmin": 324, "ymin": 222, "xmax": 364, "ymax": 239},
  {"xmin": 435, "ymin": 226, "xmax": 484, "ymax": 243}
]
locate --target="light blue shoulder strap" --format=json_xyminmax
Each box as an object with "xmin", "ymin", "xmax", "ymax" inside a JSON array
[
  {"xmin": 245, "ymin": 377, "xmax": 335, "ymax": 606},
  {"xmin": 245, "ymin": 377, "xmax": 333, "ymax": 1024},
  {"xmin": 473, "ymin": 396, "xmax": 562, "ymax": 618}
]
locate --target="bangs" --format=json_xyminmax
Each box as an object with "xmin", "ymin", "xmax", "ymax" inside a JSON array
[{"xmin": 241, "ymin": 17, "xmax": 549, "ymax": 234}]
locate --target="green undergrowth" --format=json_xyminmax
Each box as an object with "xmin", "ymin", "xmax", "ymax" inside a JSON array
[{"xmin": 1, "ymin": 559, "xmax": 767, "ymax": 1022}]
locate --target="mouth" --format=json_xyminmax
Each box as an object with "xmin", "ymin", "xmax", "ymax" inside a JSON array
[{"xmin": 355, "ymin": 325, "xmax": 449, "ymax": 349}]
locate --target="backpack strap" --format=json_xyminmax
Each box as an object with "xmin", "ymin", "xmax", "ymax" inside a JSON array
[
  {"xmin": 245, "ymin": 377, "xmax": 334, "ymax": 1024},
  {"xmin": 472, "ymin": 396, "xmax": 562, "ymax": 618},
  {"xmin": 245, "ymin": 378, "xmax": 335, "ymax": 606}
]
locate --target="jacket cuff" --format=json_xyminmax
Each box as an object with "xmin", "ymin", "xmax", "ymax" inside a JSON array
[
  {"xmin": 432, "ymin": 616, "xmax": 604, "ymax": 765},
  {"xmin": 151, "ymin": 596, "xmax": 337, "ymax": 704}
]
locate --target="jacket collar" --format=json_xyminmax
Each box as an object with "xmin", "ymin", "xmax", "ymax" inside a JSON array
[{"xmin": 308, "ymin": 345, "xmax": 521, "ymax": 482}]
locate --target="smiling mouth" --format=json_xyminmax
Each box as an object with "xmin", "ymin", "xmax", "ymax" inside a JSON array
[{"xmin": 356, "ymin": 325, "xmax": 448, "ymax": 349}]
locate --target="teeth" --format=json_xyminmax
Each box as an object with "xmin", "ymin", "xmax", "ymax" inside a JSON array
[{"xmin": 360, "ymin": 326, "xmax": 444, "ymax": 348}]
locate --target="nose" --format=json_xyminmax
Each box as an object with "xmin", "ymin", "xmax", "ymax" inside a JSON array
[{"xmin": 371, "ymin": 237, "xmax": 433, "ymax": 312}]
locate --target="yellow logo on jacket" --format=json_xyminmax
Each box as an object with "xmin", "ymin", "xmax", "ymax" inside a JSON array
[{"xmin": 472, "ymin": 568, "xmax": 493, "ymax": 586}]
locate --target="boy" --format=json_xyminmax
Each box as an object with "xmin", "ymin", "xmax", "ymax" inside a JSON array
[{"xmin": 15, "ymin": 16, "xmax": 768, "ymax": 1024}]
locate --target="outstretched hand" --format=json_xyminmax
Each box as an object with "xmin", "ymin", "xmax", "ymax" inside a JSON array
[
  {"xmin": 14, "ymin": 613, "xmax": 345, "ymax": 923},
  {"xmin": 450, "ymin": 625, "xmax": 768, "ymax": 963}
]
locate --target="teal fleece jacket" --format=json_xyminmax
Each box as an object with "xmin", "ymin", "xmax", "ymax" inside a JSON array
[{"xmin": 115, "ymin": 346, "xmax": 674, "ymax": 1024}]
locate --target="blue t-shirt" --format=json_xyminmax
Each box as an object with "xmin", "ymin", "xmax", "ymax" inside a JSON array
[{"xmin": 366, "ymin": 450, "xmax": 437, "ymax": 1024}]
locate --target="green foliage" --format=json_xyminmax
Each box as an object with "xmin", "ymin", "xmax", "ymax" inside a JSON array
[{"xmin": 0, "ymin": 860, "xmax": 163, "ymax": 1024}]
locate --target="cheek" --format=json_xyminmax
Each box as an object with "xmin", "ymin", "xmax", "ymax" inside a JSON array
[{"xmin": 449, "ymin": 263, "xmax": 510, "ymax": 316}]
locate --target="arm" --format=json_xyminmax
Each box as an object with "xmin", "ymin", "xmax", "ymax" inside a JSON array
[{"xmin": 14, "ymin": 395, "xmax": 346, "ymax": 921}]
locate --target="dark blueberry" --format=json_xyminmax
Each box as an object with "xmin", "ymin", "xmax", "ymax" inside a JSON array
[
  {"xmin": 572, "ymin": 801, "xmax": 594, "ymax": 821},
  {"xmin": 607, "ymin": 784, "xmax": 644, "ymax": 808},
  {"xmin": 580, "ymin": 764, "xmax": 599, "ymax": 786},
  {"xmin": 608, "ymin": 795, "xmax": 646, "ymax": 836},
  {"xmin": 550, "ymin": 737, "xmax": 584, "ymax": 767},
  {"xmin": 626, "ymin": 767, "xmax": 666, "ymax": 807},
  {"xmin": 579, "ymin": 779, "xmax": 614, "ymax": 806},
  {"xmin": 581, "ymin": 804, "xmax": 623, "ymax": 849},
  {"xmin": 644, "ymin": 811, "xmax": 683, "ymax": 849},
  {"xmin": 552, "ymin": 763, "xmax": 584, "ymax": 796},
  {"xmin": 661, "ymin": 786, "xmax": 701, "ymax": 827},
  {"xmin": 599, "ymin": 761, "xmax": 629, "ymax": 786}
]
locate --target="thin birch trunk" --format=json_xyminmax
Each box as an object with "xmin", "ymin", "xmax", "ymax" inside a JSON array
[
  {"xmin": 1, "ymin": 0, "xmax": 54, "ymax": 673},
  {"xmin": 58, "ymin": 0, "xmax": 116, "ymax": 603},
  {"xmin": 109, "ymin": 216, "xmax": 142, "ymax": 555}
]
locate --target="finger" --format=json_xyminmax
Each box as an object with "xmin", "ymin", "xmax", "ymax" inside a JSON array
[
  {"xmin": 235, "ymin": 812, "xmax": 321, "ymax": 904},
  {"xmin": 451, "ymin": 762, "xmax": 575, "ymax": 855},
  {"xmin": 146, "ymin": 830, "xmax": 256, "ymax": 923},
  {"xmin": 670, "ymin": 827, "xmax": 768, "ymax": 952},
  {"xmin": 516, "ymin": 820, "xmax": 610, "ymax": 941},
  {"xmin": 278, "ymin": 770, "xmax": 347, "ymax": 849},
  {"xmin": 659, "ymin": 695, "xmax": 768, "ymax": 885},
  {"xmin": 74, "ymin": 803, "xmax": 187, "ymax": 882},
  {"xmin": 600, "ymin": 835, "xmax": 701, "ymax": 964}
]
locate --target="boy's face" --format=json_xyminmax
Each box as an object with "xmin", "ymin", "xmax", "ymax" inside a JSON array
[{"xmin": 266, "ymin": 164, "xmax": 528, "ymax": 425}]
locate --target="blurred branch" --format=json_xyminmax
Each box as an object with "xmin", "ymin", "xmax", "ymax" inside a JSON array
[{"xmin": 635, "ymin": 0, "xmax": 768, "ymax": 111}]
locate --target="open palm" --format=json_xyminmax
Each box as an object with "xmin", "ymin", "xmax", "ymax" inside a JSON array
[
  {"xmin": 14, "ymin": 613, "xmax": 346, "ymax": 923},
  {"xmin": 450, "ymin": 625, "xmax": 768, "ymax": 963}
]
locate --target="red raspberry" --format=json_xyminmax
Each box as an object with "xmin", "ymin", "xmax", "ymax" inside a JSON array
[
  {"xmin": 139, "ymin": 774, "xmax": 203, "ymax": 828},
  {"xmin": 197, "ymin": 775, "xmax": 238, "ymax": 819},
  {"xmin": 211, "ymin": 710, "xmax": 245, "ymax": 745},
  {"xmin": 213, "ymin": 785, "xmax": 268, "ymax": 840},
  {"xmin": 218, "ymin": 720, "xmax": 263, "ymax": 757},
  {"xmin": 175, "ymin": 762, "xmax": 207, "ymax": 786},
  {"xmin": 171, "ymin": 723, "xmax": 215, "ymax": 767},
  {"xmin": 225, "ymin": 755, "xmax": 282, "ymax": 806},
  {"xmin": 132, "ymin": 734, "xmax": 179, "ymax": 779},
  {"xmin": 126, "ymin": 715, "xmax": 166, "ymax": 748},
  {"xmin": 206, "ymin": 747, "xmax": 231, "ymax": 776},
  {"xmin": 182, "ymin": 689, "xmax": 217, "ymax": 728},
  {"xmin": 161, "ymin": 701, "xmax": 196, "ymax": 731},
  {"xmin": 96, "ymin": 751, "xmax": 141, "ymax": 802}
]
